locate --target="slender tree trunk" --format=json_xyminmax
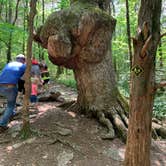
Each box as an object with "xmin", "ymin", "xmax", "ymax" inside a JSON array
[
  {"xmin": 22, "ymin": 0, "xmax": 28, "ymax": 54},
  {"xmin": 6, "ymin": 36, "xmax": 11, "ymax": 63},
  {"xmin": 41, "ymin": 0, "xmax": 45, "ymax": 60},
  {"xmin": 5, "ymin": 1, "xmax": 7, "ymax": 22},
  {"xmin": 6, "ymin": 0, "xmax": 12, "ymax": 62},
  {"xmin": 110, "ymin": 0, "xmax": 115, "ymax": 16},
  {"xmin": 21, "ymin": 0, "xmax": 37, "ymax": 138},
  {"xmin": 23, "ymin": 12, "xmax": 26, "ymax": 54},
  {"xmin": 124, "ymin": 1, "xmax": 162, "ymax": 165},
  {"xmin": 6, "ymin": 0, "xmax": 20, "ymax": 62},
  {"xmin": 42, "ymin": 0, "xmax": 45, "ymax": 23},
  {"xmin": 125, "ymin": 0, "xmax": 132, "ymax": 69},
  {"xmin": 56, "ymin": 66, "xmax": 64, "ymax": 79},
  {"xmin": 0, "ymin": 0, "xmax": 4, "ymax": 19},
  {"xmin": 159, "ymin": 40, "xmax": 163, "ymax": 68}
]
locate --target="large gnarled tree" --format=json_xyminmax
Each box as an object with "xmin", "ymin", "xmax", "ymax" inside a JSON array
[{"xmin": 34, "ymin": 0, "xmax": 128, "ymax": 140}]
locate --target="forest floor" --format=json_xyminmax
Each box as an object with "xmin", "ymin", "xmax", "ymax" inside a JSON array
[{"xmin": 0, "ymin": 82, "xmax": 165, "ymax": 166}]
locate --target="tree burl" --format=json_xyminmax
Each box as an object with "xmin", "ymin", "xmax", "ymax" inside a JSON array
[{"xmin": 34, "ymin": 0, "xmax": 128, "ymax": 141}]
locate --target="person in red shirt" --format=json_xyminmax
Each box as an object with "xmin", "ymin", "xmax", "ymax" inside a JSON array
[{"xmin": 30, "ymin": 73, "xmax": 42, "ymax": 104}]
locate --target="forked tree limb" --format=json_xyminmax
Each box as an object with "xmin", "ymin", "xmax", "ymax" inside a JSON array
[
  {"xmin": 12, "ymin": 0, "xmax": 21, "ymax": 25},
  {"xmin": 140, "ymin": 35, "xmax": 152, "ymax": 58}
]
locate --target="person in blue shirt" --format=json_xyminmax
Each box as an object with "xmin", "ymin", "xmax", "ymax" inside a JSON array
[{"xmin": 0, "ymin": 54, "xmax": 26, "ymax": 132}]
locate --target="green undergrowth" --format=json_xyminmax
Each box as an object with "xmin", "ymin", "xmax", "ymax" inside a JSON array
[
  {"xmin": 153, "ymin": 91, "xmax": 166, "ymax": 120},
  {"xmin": 54, "ymin": 71, "xmax": 76, "ymax": 89},
  {"xmin": 56, "ymin": 78, "xmax": 76, "ymax": 89}
]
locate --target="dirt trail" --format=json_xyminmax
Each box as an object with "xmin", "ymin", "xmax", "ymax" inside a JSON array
[{"xmin": 0, "ymin": 83, "xmax": 165, "ymax": 166}]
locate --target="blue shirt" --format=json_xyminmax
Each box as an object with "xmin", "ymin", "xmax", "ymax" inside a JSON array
[{"xmin": 0, "ymin": 61, "xmax": 26, "ymax": 84}]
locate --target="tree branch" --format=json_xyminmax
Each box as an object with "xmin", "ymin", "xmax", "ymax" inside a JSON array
[
  {"xmin": 157, "ymin": 32, "xmax": 166, "ymax": 45},
  {"xmin": 12, "ymin": 0, "xmax": 20, "ymax": 25},
  {"xmin": 160, "ymin": 32, "xmax": 166, "ymax": 39}
]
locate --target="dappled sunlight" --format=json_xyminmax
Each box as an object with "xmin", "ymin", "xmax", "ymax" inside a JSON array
[
  {"xmin": 6, "ymin": 145, "xmax": 13, "ymax": 153},
  {"xmin": 118, "ymin": 148, "xmax": 125, "ymax": 160},
  {"xmin": 67, "ymin": 111, "xmax": 76, "ymax": 118},
  {"xmin": 30, "ymin": 103, "xmax": 58, "ymax": 121},
  {"xmin": 37, "ymin": 103, "xmax": 57, "ymax": 115},
  {"xmin": 9, "ymin": 120, "xmax": 22, "ymax": 127}
]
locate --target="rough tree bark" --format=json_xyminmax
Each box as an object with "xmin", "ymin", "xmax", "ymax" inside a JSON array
[
  {"xmin": 124, "ymin": 0, "xmax": 162, "ymax": 166},
  {"xmin": 34, "ymin": 0, "xmax": 128, "ymax": 141},
  {"xmin": 21, "ymin": 0, "xmax": 37, "ymax": 138}
]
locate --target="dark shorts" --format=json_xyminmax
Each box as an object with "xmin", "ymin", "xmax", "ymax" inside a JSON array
[
  {"xmin": 43, "ymin": 79, "xmax": 50, "ymax": 85},
  {"xmin": 18, "ymin": 79, "xmax": 25, "ymax": 94},
  {"xmin": 30, "ymin": 95, "xmax": 37, "ymax": 103}
]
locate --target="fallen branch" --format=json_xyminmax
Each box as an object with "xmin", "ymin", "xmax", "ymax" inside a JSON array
[{"xmin": 152, "ymin": 122, "xmax": 166, "ymax": 139}]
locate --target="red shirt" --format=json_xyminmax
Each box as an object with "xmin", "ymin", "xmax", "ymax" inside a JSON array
[
  {"xmin": 32, "ymin": 59, "xmax": 38, "ymax": 65},
  {"xmin": 31, "ymin": 83, "xmax": 38, "ymax": 96}
]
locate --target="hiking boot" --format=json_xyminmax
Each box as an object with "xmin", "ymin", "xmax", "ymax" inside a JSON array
[
  {"xmin": 9, "ymin": 112, "xmax": 21, "ymax": 122},
  {"xmin": 0, "ymin": 126, "xmax": 8, "ymax": 133},
  {"xmin": 16, "ymin": 102, "xmax": 22, "ymax": 107},
  {"xmin": 0, "ymin": 109, "xmax": 5, "ymax": 115}
]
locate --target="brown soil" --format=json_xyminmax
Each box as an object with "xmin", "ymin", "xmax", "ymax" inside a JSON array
[{"xmin": 0, "ymin": 83, "xmax": 165, "ymax": 166}]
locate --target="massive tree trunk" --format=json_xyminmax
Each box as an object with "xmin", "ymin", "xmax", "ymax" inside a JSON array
[
  {"xmin": 124, "ymin": 0, "xmax": 162, "ymax": 165},
  {"xmin": 34, "ymin": 0, "xmax": 128, "ymax": 141}
]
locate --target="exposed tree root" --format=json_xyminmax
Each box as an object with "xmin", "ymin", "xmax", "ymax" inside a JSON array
[
  {"xmin": 96, "ymin": 111, "xmax": 115, "ymax": 139},
  {"xmin": 107, "ymin": 106, "xmax": 128, "ymax": 142},
  {"xmin": 152, "ymin": 122, "xmax": 166, "ymax": 139},
  {"xmin": 59, "ymin": 100, "xmax": 128, "ymax": 141},
  {"xmin": 58, "ymin": 100, "xmax": 165, "ymax": 141},
  {"xmin": 66, "ymin": 102, "xmax": 80, "ymax": 113},
  {"xmin": 58, "ymin": 100, "xmax": 76, "ymax": 109},
  {"xmin": 89, "ymin": 106, "xmax": 128, "ymax": 142}
]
